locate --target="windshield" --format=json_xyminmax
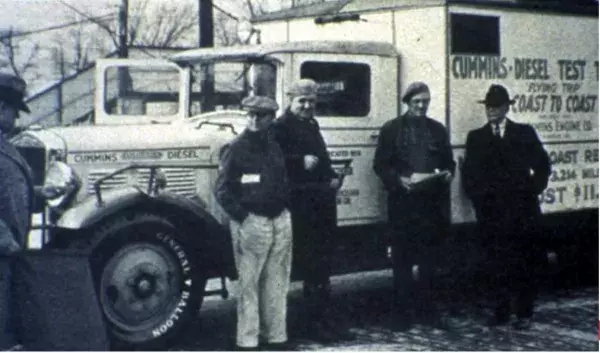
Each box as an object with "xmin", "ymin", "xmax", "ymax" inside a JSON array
[
  {"xmin": 189, "ymin": 62, "xmax": 277, "ymax": 115},
  {"xmin": 103, "ymin": 61, "xmax": 277, "ymax": 119}
]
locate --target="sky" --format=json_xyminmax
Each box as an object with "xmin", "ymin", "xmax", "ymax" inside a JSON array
[
  {"xmin": 0, "ymin": 0, "xmax": 286, "ymax": 31},
  {"xmin": 0, "ymin": 0, "xmax": 286, "ymax": 92}
]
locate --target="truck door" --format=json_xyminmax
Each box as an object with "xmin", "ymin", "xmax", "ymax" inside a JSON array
[{"xmin": 289, "ymin": 52, "xmax": 398, "ymax": 226}]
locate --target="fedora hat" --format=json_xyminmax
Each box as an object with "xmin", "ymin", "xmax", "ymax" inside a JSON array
[
  {"xmin": 477, "ymin": 84, "xmax": 515, "ymax": 106},
  {"xmin": 0, "ymin": 72, "xmax": 30, "ymax": 113}
]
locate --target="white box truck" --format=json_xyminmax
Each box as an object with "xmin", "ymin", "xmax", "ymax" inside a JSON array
[{"xmin": 11, "ymin": 0, "xmax": 598, "ymax": 349}]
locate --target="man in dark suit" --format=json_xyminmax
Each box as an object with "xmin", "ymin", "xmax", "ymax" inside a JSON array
[
  {"xmin": 0, "ymin": 72, "xmax": 34, "ymax": 350},
  {"xmin": 462, "ymin": 84, "xmax": 551, "ymax": 330}
]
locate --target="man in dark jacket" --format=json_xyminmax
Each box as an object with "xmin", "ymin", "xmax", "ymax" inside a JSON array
[
  {"xmin": 214, "ymin": 96, "xmax": 293, "ymax": 351},
  {"xmin": 373, "ymin": 81, "xmax": 455, "ymax": 331},
  {"xmin": 462, "ymin": 84, "xmax": 551, "ymax": 330},
  {"xmin": 0, "ymin": 72, "xmax": 34, "ymax": 350},
  {"xmin": 272, "ymin": 79, "xmax": 353, "ymax": 343}
]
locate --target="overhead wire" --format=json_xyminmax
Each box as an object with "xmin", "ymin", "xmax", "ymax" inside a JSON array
[{"xmin": 0, "ymin": 13, "xmax": 116, "ymax": 41}]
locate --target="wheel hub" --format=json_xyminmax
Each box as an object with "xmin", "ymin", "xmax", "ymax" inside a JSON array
[{"xmin": 100, "ymin": 243, "xmax": 182, "ymax": 331}]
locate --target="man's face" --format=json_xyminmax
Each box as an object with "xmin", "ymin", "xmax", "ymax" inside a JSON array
[
  {"xmin": 246, "ymin": 110, "xmax": 275, "ymax": 132},
  {"xmin": 485, "ymin": 103, "xmax": 509, "ymax": 124},
  {"xmin": 406, "ymin": 92, "xmax": 430, "ymax": 117},
  {"xmin": 289, "ymin": 94, "xmax": 316, "ymax": 119},
  {"xmin": 0, "ymin": 101, "xmax": 19, "ymax": 134}
]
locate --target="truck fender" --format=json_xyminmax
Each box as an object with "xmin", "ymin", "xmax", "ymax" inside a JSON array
[
  {"xmin": 57, "ymin": 186, "xmax": 148, "ymax": 229},
  {"xmin": 56, "ymin": 188, "xmax": 237, "ymax": 279},
  {"xmin": 153, "ymin": 192, "xmax": 237, "ymax": 280}
]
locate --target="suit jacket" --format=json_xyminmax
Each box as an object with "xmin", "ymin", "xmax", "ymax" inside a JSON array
[
  {"xmin": 462, "ymin": 119, "xmax": 551, "ymax": 225},
  {"xmin": 0, "ymin": 136, "xmax": 34, "ymax": 254}
]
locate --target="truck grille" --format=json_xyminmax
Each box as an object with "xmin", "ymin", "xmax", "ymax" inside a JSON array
[{"xmin": 87, "ymin": 168, "xmax": 197, "ymax": 197}]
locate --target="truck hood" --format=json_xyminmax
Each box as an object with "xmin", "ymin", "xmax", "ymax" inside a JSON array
[{"xmin": 22, "ymin": 111, "xmax": 247, "ymax": 156}]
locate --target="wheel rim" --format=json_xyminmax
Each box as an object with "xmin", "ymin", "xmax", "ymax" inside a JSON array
[{"xmin": 100, "ymin": 242, "xmax": 182, "ymax": 332}]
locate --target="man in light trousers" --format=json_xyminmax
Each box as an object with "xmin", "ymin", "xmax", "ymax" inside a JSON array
[{"xmin": 214, "ymin": 95, "xmax": 293, "ymax": 351}]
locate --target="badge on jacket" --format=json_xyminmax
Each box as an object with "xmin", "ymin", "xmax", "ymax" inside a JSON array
[{"xmin": 241, "ymin": 174, "xmax": 261, "ymax": 183}]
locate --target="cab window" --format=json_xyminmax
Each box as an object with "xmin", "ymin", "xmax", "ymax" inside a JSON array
[
  {"xmin": 300, "ymin": 61, "xmax": 371, "ymax": 117},
  {"xmin": 189, "ymin": 62, "xmax": 277, "ymax": 115},
  {"xmin": 104, "ymin": 66, "xmax": 180, "ymax": 116}
]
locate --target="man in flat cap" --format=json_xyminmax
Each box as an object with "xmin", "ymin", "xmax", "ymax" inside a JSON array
[
  {"xmin": 214, "ymin": 95, "xmax": 294, "ymax": 351},
  {"xmin": 462, "ymin": 84, "xmax": 550, "ymax": 330},
  {"xmin": 373, "ymin": 81, "xmax": 455, "ymax": 331},
  {"xmin": 0, "ymin": 72, "xmax": 33, "ymax": 350},
  {"xmin": 272, "ymin": 78, "xmax": 353, "ymax": 343}
]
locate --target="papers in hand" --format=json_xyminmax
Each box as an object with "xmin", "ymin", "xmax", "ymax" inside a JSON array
[{"xmin": 402, "ymin": 170, "xmax": 450, "ymax": 192}]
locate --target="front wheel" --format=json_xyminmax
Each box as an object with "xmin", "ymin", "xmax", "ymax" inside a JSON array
[{"xmin": 90, "ymin": 213, "xmax": 206, "ymax": 349}]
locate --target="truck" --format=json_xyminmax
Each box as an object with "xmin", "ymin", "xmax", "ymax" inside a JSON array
[{"xmin": 11, "ymin": 0, "xmax": 598, "ymax": 349}]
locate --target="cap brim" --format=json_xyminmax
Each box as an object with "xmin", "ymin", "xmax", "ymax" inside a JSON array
[{"xmin": 18, "ymin": 101, "xmax": 30, "ymax": 113}]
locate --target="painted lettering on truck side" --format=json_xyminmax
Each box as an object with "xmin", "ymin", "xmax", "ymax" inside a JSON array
[{"xmin": 69, "ymin": 147, "xmax": 210, "ymax": 164}]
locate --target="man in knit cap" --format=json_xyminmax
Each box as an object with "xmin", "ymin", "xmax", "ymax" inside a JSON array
[
  {"xmin": 215, "ymin": 95, "xmax": 294, "ymax": 350},
  {"xmin": 373, "ymin": 81, "xmax": 456, "ymax": 331},
  {"xmin": 272, "ymin": 79, "xmax": 354, "ymax": 343}
]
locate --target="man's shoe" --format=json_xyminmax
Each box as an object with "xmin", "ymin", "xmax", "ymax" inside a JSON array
[
  {"xmin": 391, "ymin": 317, "xmax": 412, "ymax": 332},
  {"xmin": 305, "ymin": 321, "xmax": 340, "ymax": 343},
  {"xmin": 260, "ymin": 341, "xmax": 296, "ymax": 351},
  {"xmin": 425, "ymin": 315, "xmax": 457, "ymax": 331},
  {"xmin": 321, "ymin": 318, "xmax": 356, "ymax": 341},
  {"xmin": 234, "ymin": 344, "xmax": 260, "ymax": 351},
  {"xmin": 513, "ymin": 318, "xmax": 532, "ymax": 330},
  {"xmin": 486, "ymin": 315, "xmax": 510, "ymax": 327}
]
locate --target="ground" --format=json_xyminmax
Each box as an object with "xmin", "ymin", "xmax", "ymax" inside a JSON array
[{"xmin": 170, "ymin": 270, "xmax": 599, "ymax": 351}]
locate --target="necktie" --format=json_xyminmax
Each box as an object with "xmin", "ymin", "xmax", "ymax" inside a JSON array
[{"xmin": 493, "ymin": 123, "xmax": 501, "ymax": 137}]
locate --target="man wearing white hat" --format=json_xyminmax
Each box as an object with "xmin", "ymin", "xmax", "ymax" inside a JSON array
[
  {"xmin": 272, "ymin": 79, "xmax": 353, "ymax": 343},
  {"xmin": 0, "ymin": 72, "xmax": 33, "ymax": 350}
]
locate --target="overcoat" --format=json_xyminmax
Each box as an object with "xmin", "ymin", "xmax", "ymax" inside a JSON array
[
  {"xmin": 271, "ymin": 109, "xmax": 338, "ymax": 282},
  {"xmin": 0, "ymin": 137, "xmax": 34, "ymax": 254},
  {"xmin": 462, "ymin": 119, "xmax": 551, "ymax": 231}
]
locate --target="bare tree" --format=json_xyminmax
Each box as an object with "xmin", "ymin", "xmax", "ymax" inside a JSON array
[
  {"xmin": 59, "ymin": 0, "xmax": 198, "ymax": 49},
  {"xmin": 0, "ymin": 27, "xmax": 40, "ymax": 82}
]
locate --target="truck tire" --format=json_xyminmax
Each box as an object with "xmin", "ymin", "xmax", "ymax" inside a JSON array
[{"xmin": 89, "ymin": 212, "xmax": 205, "ymax": 349}]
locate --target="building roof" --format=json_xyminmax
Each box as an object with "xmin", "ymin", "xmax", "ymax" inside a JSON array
[{"xmin": 252, "ymin": 0, "xmax": 598, "ymax": 23}]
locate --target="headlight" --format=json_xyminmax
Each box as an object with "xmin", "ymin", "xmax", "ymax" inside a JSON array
[{"xmin": 42, "ymin": 161, "xmax": 81, "ymax": 209}]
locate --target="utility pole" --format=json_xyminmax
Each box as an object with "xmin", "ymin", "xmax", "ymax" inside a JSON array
[
  {"xmin": 198, "ymin": 0, "xmax": 215, "ymax": 112},
  {"xmin": 117, "ymin": 0, "xmax": 129, "ymax": 114},
  {"xmin": 118, "ymin": 0, "xmax": 129, "ymax": 58}
]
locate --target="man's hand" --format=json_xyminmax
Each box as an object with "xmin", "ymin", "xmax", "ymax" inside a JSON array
[
  {"xmin": 399, "ymin": 176, "xmax": 412, "ymax": 192},
  {"xmin": 329, "ymin": 177, "xmax": 342, "ymax": 190},
  {"xmin": 440, "ymin": 170, "xmax": 453, "ymax": 183},
  {"xmin": 304, "ymin": 155, "xmax": 319, "ymax": 171}
]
